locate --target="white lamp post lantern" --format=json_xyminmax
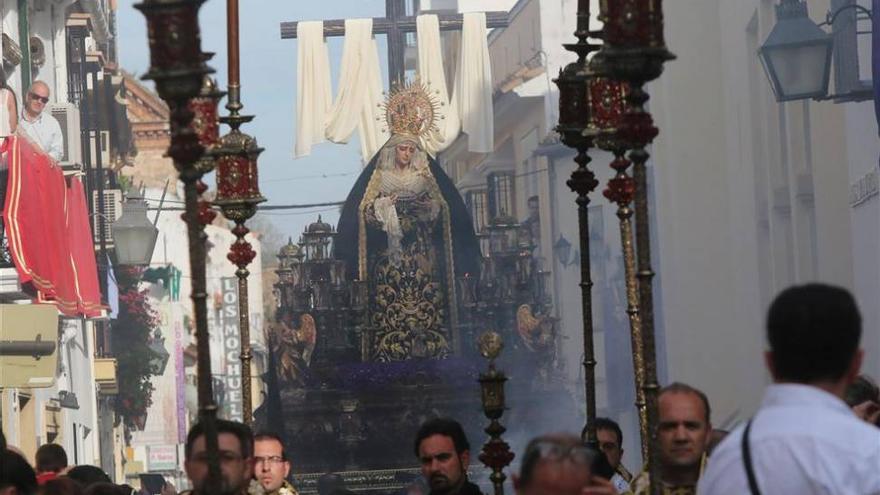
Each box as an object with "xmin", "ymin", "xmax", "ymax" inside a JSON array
[
  {"xmin": 111, "ymin": 196, "xmax": 159, "ymax": 266},
  {"xmin": 759, "ymin": 0, "xmax": 834, "ymax": 102}
]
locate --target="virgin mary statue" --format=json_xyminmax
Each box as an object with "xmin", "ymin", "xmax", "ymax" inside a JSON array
[{"xmin": 335, "ymin": 80, "xmax": 481, "ymax": 362}]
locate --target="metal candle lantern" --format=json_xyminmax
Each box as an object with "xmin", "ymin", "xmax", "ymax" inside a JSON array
[
  {"xmin": 213, "ymin": 123, "xmax": 266, "ymax": 425},
  {"xmin": 589, "ymin": 75, "xmax": 650, "ymax": 464},
  {"xmin": 211, "ymin": 0, "xmax": 269, "ymax": 426},
  {"xmin": 553, "ymin": 0, "xmax": 602, "ymax": 447},
  {"xmin": 595, "ymin": 2, "xmax": 675, "ymax": 493},
  {"xmin": 190, "ymin": 56, "xmax": 225, "ymax": 171},
  {"xmin": 478, "ymin": 331, "xmax": 514, "ymax": 495},
  {"xmin": 487, "ymin": 216, "xmax": 520, "ymax": 256},
  {"xmin": 134, "ymin": 0, "xmax": 222, "ymax": 491},
  {"xmin": 190, "ymin": 70, "xmax": 225, "ymax": 226},
  {"xmin": 599, "ymin": 0, "xmax": 667, "ymax": 50},
  {"xmin": 301, "ymin": 217, "xmax": 334, "ymax": 261}
]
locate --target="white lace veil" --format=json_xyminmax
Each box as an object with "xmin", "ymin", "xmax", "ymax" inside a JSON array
[{"xmin": 376, "ymin": 135, "xmax": 430, "ymax": 172}]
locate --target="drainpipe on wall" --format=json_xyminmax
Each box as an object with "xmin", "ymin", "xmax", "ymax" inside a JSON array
[{"xmin": 17, "ymin": 0, "xmax": 30, "ymax": 92}]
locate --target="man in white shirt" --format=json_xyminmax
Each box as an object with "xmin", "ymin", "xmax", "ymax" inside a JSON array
[
  {"xmin": 19, "ymin": 81, "xmax": 63, "ymax": 161},
  {"xmin": 698, "ymin": 283, "xmax": 880, "ymax": 495}
]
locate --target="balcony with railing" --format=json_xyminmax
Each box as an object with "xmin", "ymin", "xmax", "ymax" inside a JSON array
[{"xmin": 0, "ymin": 135, "xmax": 102, "ymax": 317}]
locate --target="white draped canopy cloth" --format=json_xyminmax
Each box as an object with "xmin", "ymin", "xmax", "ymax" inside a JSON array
[
  {"xmin": 293, "ymin": 13, "xmax": 494, "ymax": 162},
  {"xmin": 455, "ymin": 13, "xmax": 494, "ymax": 153},
  {"xmin": 417, "ymin": 14, "xmax": 459, "ymax": 154},
  {"xmin": 294, "ymin": 21, "xmax": 331, "ymax": 158}
]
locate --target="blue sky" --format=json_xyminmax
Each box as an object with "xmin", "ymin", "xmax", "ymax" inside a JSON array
[{"xmin": 116, "ymin": 1, "xmax": 393, "ymax": 242}]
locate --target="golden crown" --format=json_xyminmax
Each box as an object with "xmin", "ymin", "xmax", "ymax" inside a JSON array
[{"xmin": 381, "ymin": 78, "xmax": 442, "ymax": 140}]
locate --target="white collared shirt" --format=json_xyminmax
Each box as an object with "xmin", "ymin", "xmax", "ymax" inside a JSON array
[
  {"xmin": 698, "ymin": 383, "xmax": 880, "ymax": 495},
  {"xmin": 19, "ymin": 109, "xmax": 64, "ymax": 161}
]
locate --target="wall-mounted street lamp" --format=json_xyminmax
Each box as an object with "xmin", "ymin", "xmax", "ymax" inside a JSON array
[
  {"xmin": 553, "ymin": 235, "xmax": 572, "ymax": 268},
  {"xmin": 148, "ymin": 333, "xmax": 171, "ymax": 376},
  {"xmin": 759, "ymin": 0, "xmax": 873, "ymax": 102},
  {"xmin": 110, "ymin": 195, "xmax": 159, "ymax": 267}
]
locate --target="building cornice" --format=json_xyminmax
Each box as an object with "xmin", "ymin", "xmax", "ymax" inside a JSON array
[{"xmin": 123, "ymin": 71, "xmax": 170, "ymax": 123}]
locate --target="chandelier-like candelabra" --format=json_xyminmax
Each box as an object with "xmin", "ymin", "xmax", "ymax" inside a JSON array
[
  {"xmin": 458, "ymin": 216, "xmax": 552, "ymax": 368},
  {"xmin": 477, "ymin": 331, "xmax": 514, "ymax": 495},
  {"xmin": 135, "ymin": 0, "xmax": 222, "ymax": 490},
  {"xmin": 274, "ymin": 220, "xmax": 368, "ymax": 366}
]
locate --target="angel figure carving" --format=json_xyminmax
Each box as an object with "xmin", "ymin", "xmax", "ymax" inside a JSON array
[
  {"xmin": 516, "ymin": 304, "xmax": 556, "ymax": 353},
  {"xmin": 272, "ymin": 313, "xmax": 317, "ymax": 387}
]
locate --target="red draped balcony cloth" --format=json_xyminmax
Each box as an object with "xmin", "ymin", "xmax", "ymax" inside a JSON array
[{"xmin": 3, "ymin": 135, "xmax": 103, "ymax": 317}]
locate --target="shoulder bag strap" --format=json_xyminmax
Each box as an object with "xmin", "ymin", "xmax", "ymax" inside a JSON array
[{"xmin": 741, "ymin": 418, "xmax": 763, "ymax": 495}]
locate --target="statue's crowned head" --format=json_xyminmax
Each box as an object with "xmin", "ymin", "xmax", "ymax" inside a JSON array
[{"xmin": 382, "ymin": 78, "xmax": 442, "ymax": 144}]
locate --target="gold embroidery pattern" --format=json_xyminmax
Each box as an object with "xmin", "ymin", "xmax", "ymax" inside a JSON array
[
  {"xmin": 371, "ymin": 238, "xmax": 451, "ymax": 362},
  {"xmin": 630, "ymin": 472, "xmax": 697, "ymax": 495}
]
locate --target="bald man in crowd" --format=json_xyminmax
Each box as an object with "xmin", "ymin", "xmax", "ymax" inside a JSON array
[{"xmin": 513, "ymin": 434, "xmax": 619, "ymax": 495}]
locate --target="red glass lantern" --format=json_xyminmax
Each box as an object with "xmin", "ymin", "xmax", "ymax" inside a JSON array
[
  {"xmin": 588, "ymin": 77, "xmax": 628, "ymax": 137},
  {"xmin": 135, "ymin": 0, "xmax": 210, "ymax": 103},
  {"xmin": 190, "ymin": 76, "xmax": 224, "ymax": 154},
  {"xmin": 599, "ymin": 0, "xmax": 666, "ymax": 49},
  {"xmin": 213, "ymin": 129, "xmax": 265, "ymax": 218}
]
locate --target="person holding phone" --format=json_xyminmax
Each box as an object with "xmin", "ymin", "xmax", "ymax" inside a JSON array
[{"xmin": 138, "ymin": 474, "xmax": 167, "ymax": 495}]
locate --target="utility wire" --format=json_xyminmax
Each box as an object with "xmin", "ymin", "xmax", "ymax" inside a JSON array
[
  {"xmin": 262, "ymin": 171, "xmax": 356, "ymax": 183},
  {"xmin": 147, "ymin": 201, "xmax": 345, "ymax": 212},
  {"xmin": 145, "ymin": 169, "xmax": 543, "ymax": 212}
]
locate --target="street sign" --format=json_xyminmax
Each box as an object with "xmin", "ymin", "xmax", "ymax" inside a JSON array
[{"xmin": 148, "ymin": 445, "xmax": 179, "ymax": 472}]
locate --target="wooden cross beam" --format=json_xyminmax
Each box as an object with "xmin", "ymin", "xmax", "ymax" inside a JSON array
[{"xmin": 280, "ymin": 0, "xmax": 509, "ymax": 84}]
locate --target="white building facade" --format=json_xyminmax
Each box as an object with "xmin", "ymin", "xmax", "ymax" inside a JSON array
[{"xmin": 1, "ymin": 0, "xmax": 139, "ymax": 481}]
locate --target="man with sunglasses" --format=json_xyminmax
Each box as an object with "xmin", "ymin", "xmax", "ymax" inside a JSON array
[
  {"xmin": 250, "ymin": 432, "xmax": 298, "ymax": 495},
  {"xmin": 19, "ymin": 81, "xmax": 63, "ymax": 161}
]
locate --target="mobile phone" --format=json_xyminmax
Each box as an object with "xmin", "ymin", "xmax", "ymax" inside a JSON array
[{"xmin": 139, "ymin": 473, "xmax": 167, "ymax": 495}]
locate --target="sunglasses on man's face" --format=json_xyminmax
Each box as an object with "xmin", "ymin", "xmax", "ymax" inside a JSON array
[{"xmin": 29, "ymin": 93, "xmax": 49, "ymax": 104}]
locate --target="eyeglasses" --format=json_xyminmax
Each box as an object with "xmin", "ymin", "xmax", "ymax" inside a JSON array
[
  {"xmin": 525, "ymin": 441, "xmax": 596, "ymax": 465},
  {"xmin": 29, "ymin": 93, "xmax": 49, "ymax": 104},
  {"xmin": 191, "ymin": 451, "xmax": 244, "ymax": 464},
  {"xmin": 254, "ymin": 455, "xmax": 286, "ymax": 466}
]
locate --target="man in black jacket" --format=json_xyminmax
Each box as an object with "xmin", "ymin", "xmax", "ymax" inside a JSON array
[{"xmin": 414, "ymin": 419, "xmax": 482, "ymax": 495}]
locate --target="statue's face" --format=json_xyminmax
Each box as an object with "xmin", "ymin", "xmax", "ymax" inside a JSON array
[{"xmin": 395, "ymin": 142, "xmax": 417, "ymax": 167}]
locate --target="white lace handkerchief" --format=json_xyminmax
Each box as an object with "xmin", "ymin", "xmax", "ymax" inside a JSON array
[{"xmin": 374, "ymin": 196, "xmax": 403, "ymax": 265}]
